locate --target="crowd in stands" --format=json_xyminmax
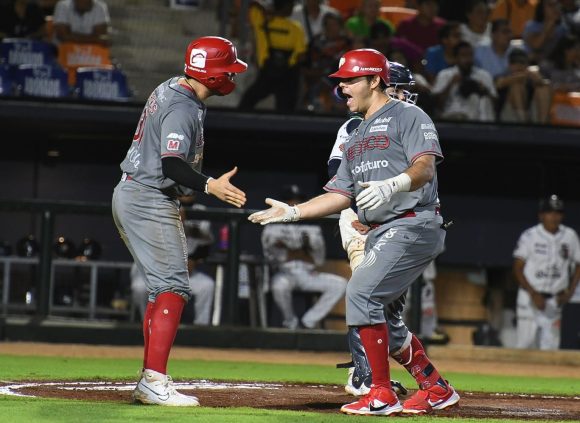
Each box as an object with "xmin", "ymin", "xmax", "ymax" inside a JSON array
[
  {"xmin": 0, "ymin": 0, "xmax": 129, "ymax": 101},
  {"xmin": 1, "ymin": 0, "xmax": 579, "ymax": 123},
  {"xmin": 240, "ymin": 0, "xmax": 580, "ymax": 125}
]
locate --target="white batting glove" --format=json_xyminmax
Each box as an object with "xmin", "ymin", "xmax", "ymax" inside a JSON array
[
  {"xmin": 356, "ymin": 173, "xmax": 412, "ymax": 211},
  {"xmin": 248, "ymin": 198, "xmax": 301, "ymax": 225}
]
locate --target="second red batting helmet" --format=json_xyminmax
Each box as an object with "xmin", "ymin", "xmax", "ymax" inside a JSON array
[
  {"xmin": 329, "ymin": 49, "xmax": 390, "ymax": 85},
  {"xmin": 184, "ymin": 36, "xmax": 248, "ymax": 96}
]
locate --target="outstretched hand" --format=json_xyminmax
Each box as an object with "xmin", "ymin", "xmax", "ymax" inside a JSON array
[
  {"xmin": 207, "ymin": 166, "xmax": 246, "ymax": 208},
  {"xmin": 248, "ymin": 198, "xmax": 300, "ymax": 225}
]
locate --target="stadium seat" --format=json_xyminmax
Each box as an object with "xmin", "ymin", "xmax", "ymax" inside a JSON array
[
  {"xmin": 0, "ymin": 38, "xmax": 56, "ymax": 68},
  {"xmin": 14, "ymin": 64, "xmax": 69, "ymax": 98},
  {"xmin": 0, "ymin": 65, "xmax": 13, "ymax": 96},
  {"xmin": 57, "ymin": 42, "xmax": 111, "ymax": 86},
  {"xmin": 380, "ymin": 6, "xmax": 417, "ymax": 28},
  {"xmin": 550, "ymin": 92, "xmax": 580, "ymax": 127},
  {"xmin": 75, "ymin": 66, "xmax": 131, "ymax": 101}
]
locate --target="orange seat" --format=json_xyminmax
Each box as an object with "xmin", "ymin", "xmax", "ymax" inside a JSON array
[
  {"xmin": 57, "ymin": 42, "xmax": 111, "ymax": 86},
  {"xmin": 550, "ymin": 92, "xmax": 580, "ymax": 127},
  {"xmin": 328, "ymin": 0, "xmax": 361, "ymax": 19},
  {"xmin": 380, "ymin": 6, "xmax": 417, "ymax": 29}
]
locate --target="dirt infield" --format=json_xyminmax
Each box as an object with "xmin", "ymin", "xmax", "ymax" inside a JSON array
[{"xmin": 1, "ymin": 342, "xmax": 579, "ymax": 419}]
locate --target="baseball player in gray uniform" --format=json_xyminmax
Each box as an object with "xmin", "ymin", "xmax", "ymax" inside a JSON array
[
  {"xmin": 249, "ymin": 49, "xmax": 459, "ymax": 416},
  {"xmin": 112, "ymin": 36, "xmax": 247, "ymax": 407},
  {"xmin": 513, "ymin": 195, "xmax": 580, "ymax": 350}
]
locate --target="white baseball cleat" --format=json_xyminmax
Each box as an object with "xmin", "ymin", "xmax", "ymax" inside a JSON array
[
  {"xmin": 345, "ymin": 367, "xmax": 371, "ymax": 396},
  {"xmin": 133, "ymin": 369, "xmax": 200, "ymax": 406}
]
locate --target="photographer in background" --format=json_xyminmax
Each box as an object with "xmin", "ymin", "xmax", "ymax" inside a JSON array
[{"xmin": 431, "ymin": 40, "xmax": 497, "ymax": 121}]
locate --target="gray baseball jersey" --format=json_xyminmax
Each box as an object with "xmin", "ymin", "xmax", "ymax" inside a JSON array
[
  {"xmin": 120, "ymin": 77, "xmax": 207, "ymax": 195},
  {"xmin": 324, "ymin": 100, "xmax": 443, "ymax": 224}
]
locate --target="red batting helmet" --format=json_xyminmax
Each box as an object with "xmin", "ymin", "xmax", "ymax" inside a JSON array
[
  {"xmin": 329, "ymin": 49, "xmax": 390, "ymax": 86},
  {"xmin": 184, "ymin": 36, "xmax": 247, "ymax": 96}
]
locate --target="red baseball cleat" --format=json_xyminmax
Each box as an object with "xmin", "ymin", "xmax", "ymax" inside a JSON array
[
  {"xmin": 402, "ymin": 379, "xmax": 460, "ymax": 414},
  {"xmin": 340, "ymin": 385, "xmax": 403, "ymax": 416}
]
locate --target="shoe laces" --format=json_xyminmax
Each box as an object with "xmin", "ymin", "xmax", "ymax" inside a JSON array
[{"xmin": 163, "ymin": 375, "xmax": 179, "ymax": 395}]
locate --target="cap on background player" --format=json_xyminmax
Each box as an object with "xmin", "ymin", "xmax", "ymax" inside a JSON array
[
  {"xmin": 184, "ymin": 36, "xmax": 248, "ymax": 96},
  {"xmin": 539, "ymin": 194, "xmax": 564, "ymax": 213},
  {"xmin": 333, "ymin": 59, "xmax": 417, "ymax": 104}
]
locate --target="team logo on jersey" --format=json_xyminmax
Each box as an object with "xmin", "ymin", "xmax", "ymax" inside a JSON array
[
  {"xmin": 189, "ymin": 49, "xmax": 207, "ymax": 70},
  {"xmin": 421, "ymin": 123, "xmax": 435, "ymax": 130},
  {"xmin": 167, "ymin": 139, "xmax": 180, "ymax": 151},
  {"xmin": 167, "ymin": 133, "xmax": 184, "ymax": 140},
  {"xmin": 346, "ymin": 136, "xmax": 389, "ymax": 161},
  {"xmin": 560, "ymin": 243, "xmax": 569, "ymax": 259}
]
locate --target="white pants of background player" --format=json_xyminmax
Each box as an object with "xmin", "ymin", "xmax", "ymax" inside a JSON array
[
  {"xmin": 271, "ymin": 260, "xmax": 347, "ymax": 329},
  {"xmin": 131, "ymin": 264, "xmax": 215, "ymax": 326},
  {"xmin": 516, "ymin": 289, "xmax": 562, "ymax": 350}
]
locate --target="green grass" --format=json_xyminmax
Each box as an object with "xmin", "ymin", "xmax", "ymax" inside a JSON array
[{"xmin": 0, "ymin": 354, "xmax": 578, "ymax": 422}]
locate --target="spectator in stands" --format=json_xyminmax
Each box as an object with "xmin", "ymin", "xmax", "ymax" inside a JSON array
[
  {"xmin": 302, "ymin": 12, "xmax": 351, "ymax": 112},
  {"xmin": 523, "ymin": 0, "xmax": 569, "ymax": 62},
  {"xmin": 53, "ymin": 0, "xmax": 110, "ymax": 46},
  {"xmin": 0, "ymin": 0, "xmax": 46, "ymax": 40},
  {"xmin": 396, "ymin": 0, "xmax": 446, "ymax": 54},
  {"xmin": 560, "ymin": 0, "xmax": 580, "ymax": 36},
  {"xmin": 431, "ymin": 40, "xmax": 497, "ymax": 121},
  {"xmin": 474, "ymin": 19, "xmax": 515, "ymax": 79},
  {"xmin": 540, "ymin": 34, "xmax": 580, "ymax": 92},
  {"xmin": 490, "ymin": 0, "xmax": 539, "ymax": 39},
  {"xmin": 261, "ymin": 184, "xmax": 347, "ymax": 330},
  {"xmin": 345, "ymin": 0, "xmax": 395, "ymax": 46},
  {"xmin": 423, "ymin": 21, "xmax": 462, "ymax": 82},
  {"xmin": 495, "ymin": 48, "xmax": 552, "ymax": 123},
  {"xmin": 367, "ymin": 21, "xmax": 423, "ymax": 72},
  {"xmin": 460, "ymin": 0, "xmax": 492, "ymax": 46},
  {"xmin": 437, "ymin": 0, "xmax": 469, "ymax": 23},
  {"xmin": 291, "ymin": 0, "xmax": 340, "ymax": 44},
  {"xmin": 238, "ymin": 0, "xmax": 306, "ymax": 113}
]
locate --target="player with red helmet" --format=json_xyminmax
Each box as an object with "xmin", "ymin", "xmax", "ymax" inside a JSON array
[
  {"xmin": 113, "ymin": 36, "xmax": 247, "ymax": 407},
  {"xmin": 249, "ymin": 48, "xmax": 459, "ymax": 416}
]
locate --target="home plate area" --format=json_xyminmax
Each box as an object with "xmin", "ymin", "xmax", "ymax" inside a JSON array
[{"xmin": 1, "ymin": 380, "xmax": 579, "ymax": 419}]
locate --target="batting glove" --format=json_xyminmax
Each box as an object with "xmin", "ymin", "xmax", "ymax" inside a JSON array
[
  {"xmin": 356, "ymin": 173, "xmax": 412, "ymax": 211},
  {"xmin": 248, "ymin": 198, "xmax": 301, "ymax": 225}
]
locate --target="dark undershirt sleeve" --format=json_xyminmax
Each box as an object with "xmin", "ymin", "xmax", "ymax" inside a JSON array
[
  {"xmin": 161, "ymin": 156, "xmax": 209, "ymax": 192},
  {"xmin": 328, "ymin": 158, "xmax": 341, "ymax": 179}
]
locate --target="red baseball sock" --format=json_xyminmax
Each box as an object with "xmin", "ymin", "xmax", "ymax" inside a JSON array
[
  {"xmin": 358, "ymin": 323, "xmax": 392, "ymax": 389},
  {"xmin": 144, "ymin": 292, "xmax": 185, "ymax": 374},
  {"xmin": 142, "ymin": 301, "xmax": 154, "ymax": 370},
  {"xmin": 392, "ymin": 334, "xmax": 443, "ymax": 389}
]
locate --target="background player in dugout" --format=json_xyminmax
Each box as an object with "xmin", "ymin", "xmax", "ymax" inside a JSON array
[
  {"xmin": 329, "ymin": 61, "xmax": 447, "ymax": 398},
  {"xmin": 513, "ymin": 194, "xmax": 580, "ymax": 350},
  {"xmin": 249, "ymin": 48, "xmax": 459, "ymax": 416},
  {"xmin": 112, "ymin": 36, "xmax": 247, "ymax": 407},
  {"xmin": 261, "ymin": 184, "xmax": 347, "ymax": 330}
]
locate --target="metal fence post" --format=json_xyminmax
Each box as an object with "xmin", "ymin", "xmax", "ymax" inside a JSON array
[
  {"xmin": 221, "ymin": 219, "xmax": 240, "ymax": 325},
  {"xmin": 37, "ymin": 210, "xmax": 54, "ymax": 319}
]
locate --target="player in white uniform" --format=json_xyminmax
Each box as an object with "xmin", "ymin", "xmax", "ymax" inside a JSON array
[
  {"xmin": 261, "ymin": 184, "xmax": 347, "ymax": 329},
  {"xmin": 513, "ymin": 195, "xmax": 580, "ymax": 350}
]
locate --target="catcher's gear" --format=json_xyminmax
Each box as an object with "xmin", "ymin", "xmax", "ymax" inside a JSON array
[
  {"xmin": 339, "ymin": 208, "xmax": 366, "ymax": 271},
  {"xmin": 329, "ymin": 48, "xmax": 390, "ymax": 86},
  {"xmin": 248, "ymin": 198, "xmax": 300, "ymax": 225},
  {"xmin": 387, "ymin": 61, "xmax": 417, "ymax": 105},
  {"xmin": 184, "ymin": 36, "xmax": 247, "ymax": 96}
]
